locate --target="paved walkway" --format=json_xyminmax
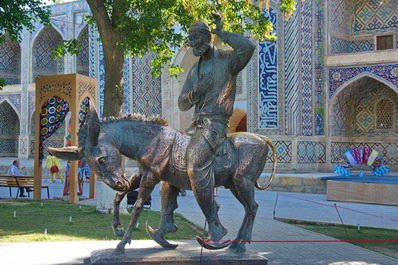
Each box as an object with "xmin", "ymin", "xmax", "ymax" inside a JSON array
[{"xmin": 0, "ymin": 166, "xmax": 397, "ymax": 264}]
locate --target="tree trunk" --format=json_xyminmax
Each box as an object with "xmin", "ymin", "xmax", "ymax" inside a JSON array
[
  {"xmin": 102, "ymin": 41, "xmax": 124, "ymax": 118},
  {"xmin": 87, "ymin": 0, "xmax": 125, "ymax": 118}
]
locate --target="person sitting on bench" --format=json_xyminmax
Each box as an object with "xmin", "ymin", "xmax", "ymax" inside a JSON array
[{"xmin": 7, "ymin": 160, "xmax": 32, "ymax": 197}]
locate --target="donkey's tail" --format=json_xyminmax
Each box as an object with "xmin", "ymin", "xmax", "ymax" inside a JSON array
[{"xmin": 255, "ymin": 135, "xmax": 277, "ymax": 190}]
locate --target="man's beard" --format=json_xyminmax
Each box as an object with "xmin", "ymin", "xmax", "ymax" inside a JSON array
[{"xmin": 192, "ymin": 43, "xmax": 210, "ymax": 56}]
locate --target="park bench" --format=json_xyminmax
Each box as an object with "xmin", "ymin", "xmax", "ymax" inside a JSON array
[{"xmin": 0, "ymin": 175, "xmax": 50, "ymax": 199}]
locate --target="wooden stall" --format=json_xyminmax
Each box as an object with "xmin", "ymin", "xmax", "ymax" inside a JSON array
[{"xmin": 34, "ymin": 74, "xmax": 98, "ymax": 203}]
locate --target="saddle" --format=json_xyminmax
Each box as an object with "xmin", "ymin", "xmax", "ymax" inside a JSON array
[{"xmin": 171, "ymin": 132, "xmax": 234, "ymax": 173}]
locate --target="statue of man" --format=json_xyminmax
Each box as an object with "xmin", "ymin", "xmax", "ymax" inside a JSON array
[{"xmin": 178, "ymin": 13, "xmax": 255, "ymax": 238}]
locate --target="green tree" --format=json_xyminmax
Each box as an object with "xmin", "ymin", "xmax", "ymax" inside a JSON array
[
  {"xmin": 85, "ymin": 0, "xmax": 296, "ymax": 118},
  {"xmin": 0, "ymin": 0, "xmax": 51, "ymax": 89}
]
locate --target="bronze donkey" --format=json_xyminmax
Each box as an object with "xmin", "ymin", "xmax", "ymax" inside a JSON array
[{"xmin": 50, "ymin": 107, "xmax": 276, "ymax": 253}]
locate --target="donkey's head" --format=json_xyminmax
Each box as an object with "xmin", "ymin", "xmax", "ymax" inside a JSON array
[{"xmin": 49, "ymin": 107, "xmax": 130, "ymax": 192}]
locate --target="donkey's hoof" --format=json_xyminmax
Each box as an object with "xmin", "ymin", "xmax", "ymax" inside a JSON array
[
  {"xmin": 196, "ymin": 236, "xmax": 231, "ymax": 250},
  {"xmin": 146, "ymin": 221, "xmax": 178, "ymax": 249},
  {"xmin": 229, "ymin": 241, "xmax": 246, "ymax": 253}
]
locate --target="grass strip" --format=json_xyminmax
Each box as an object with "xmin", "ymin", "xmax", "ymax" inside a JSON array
[{"xmin": 0, "ymin": 200, "xmax": 205, "ymax": 243}]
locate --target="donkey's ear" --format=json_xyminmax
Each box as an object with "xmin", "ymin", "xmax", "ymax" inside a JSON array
[
  {"xmin": 88, "ymin": 106, "xmax": 100, "ymax": 146},
  {"xmin": 48, "ymin": 146, "xmax": 84, "ymax": 161}
]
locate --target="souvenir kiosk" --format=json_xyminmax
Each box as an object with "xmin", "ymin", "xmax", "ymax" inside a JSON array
[{"xmin": 34, "ymin": 74, "xmax": 98, "ymax": 203}]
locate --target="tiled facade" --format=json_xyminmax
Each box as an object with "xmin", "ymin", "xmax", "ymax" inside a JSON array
[{"xmin": 0, "ymin": 0, "xmax": 397, "ymax": 171}]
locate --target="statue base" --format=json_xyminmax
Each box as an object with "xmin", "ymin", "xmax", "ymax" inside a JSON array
[{"xmin": 90, "ymin": 240, "xmax": 267, "ymax": 265}]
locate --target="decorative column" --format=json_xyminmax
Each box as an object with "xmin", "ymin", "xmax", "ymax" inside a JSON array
[{"xmin": 18, "ymin": 29, "xmax": 31, "ymax": 159}]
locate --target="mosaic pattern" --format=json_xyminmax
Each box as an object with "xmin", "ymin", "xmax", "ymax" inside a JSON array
[
  {"xmin": 300, "ymin": 0, "xmax": 313, "ymax": 136},
  {"xmin": 131, "ymin": 53, "xmax": 161, "ymax": 116},
  {"xmin": 98, "ymin": 43, "xmax": 105, "ymax": 117},
  {"xmin": 258, "ymin": 8, "xmax": 278, "ymax": 129},
  {"xmin": 297, "ymin": 141, "xmax": 326, "ymax": 163},
  {"xmin": 331, "ymin": 80, "xmax": 398, "ymax": 137},
  {"xmin": 0, "ymin": 101, "xmax": 19, "ymax": 135},
  {"xmin": 284, "ymin": 6, "xmax": 300, "ymax": 135},
  {"xmin": 331, "ymin": 142, "xmax": 398, "ymax": 165},
  {"xmin": 331, "ymin": 38, "xmax": 375, "ymax": 55},
  {"xmin": 0, "ymin": 95, "xmax": 21, "ymax": 113},
  {"xmin": 0, "ymin": 39, "xmax": 21, "ymax": 84},
  {"xmin": 314, "ymin": 0, "xmax": 325, "ymax": 136},
  {"xmin": 353, "ymin": 0, "xmax": 398, "ymax": 35},
  {"xmin": 350, "ymin": 40, "xmax": 374, "ymax": 53},
  {"xmin": 50, "ymin": 15, "xmax": 67, "ymax": 37},
  {"xmin": 329, "ymin": 64, "xmax": 398, "ymax": 98},
  {"xmin": 74, "ymin": 12, "xmax": 88, "ymax": 38},
  {"xmin": 0, "ymin": 139, "xmax": 18, "ymax": 155},
  {"xmin": 330, "ymin": 0, "xmax": 351, "ymax": 35},
  {"xmin": 38, "ymin": 138, "xmax": 65, "ymax": 158},
  {"xmin": 32, "ymin": 27, "xmax": 64, "ymax": 80},
  {"xmin": 331, "ymin": 90, "xmax": 351, "ymax": 136},
  {"xmin": 18, "ymin": 137, "xmax": 28, "ymax": 156},
  {"xmin": 353, "ymin": 84, "xmax": 398, "ymax": 137},
  {"xmin": 266, "ymin": 140, "xmax": 292, "ymax": 164},
  {"xmin": 122, "ymin": 57, "xmax": 132, "ymax": 113},
  {"xmin": 89, "ymin": 25, "xmax": 97, "ymax": 80},
  {"xmin": 0, "ymin": 101, "xmax": 19, "ymax": 155},
  {"xmin": 77, "ymin": 26, "xmax": 89, "ymax": 77}
]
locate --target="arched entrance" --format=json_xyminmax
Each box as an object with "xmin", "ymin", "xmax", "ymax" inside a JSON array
[
  {"xmin": 0, "ymin": 100, "xmax": 20, "ymax": 156},
  {"xmin": 330, "ymin": 75, "xmax": 398, "ymax": 169},
  {"xmin": 32, "ymin": 26, "xmax": 64, "ymax": 80},
  {"xmin": 77, "ymin": 25, "xmax": 89, "ymax": 77},
  {"xmin": 0, "ymin": 35, "xmax": 21, "ymax": 84}
]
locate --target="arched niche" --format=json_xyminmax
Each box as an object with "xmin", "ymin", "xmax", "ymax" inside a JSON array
[
  {"xmin": 330, "ymin": 75, "xmax": 398, "ymax": 138},
  {"xmin": 77, "ymin": 25, "xmax": 89, "ymax": 77},
  {"xmin": 32, "ymin": 27, "xmax": 64, "ymax": 81},
  {"xmin": 0, "ymin": 35, "xmax": 21, "ymax": 84},
  {"xmin": 0, "ymin": 100, "xmax": 20, "ymax": 156}
]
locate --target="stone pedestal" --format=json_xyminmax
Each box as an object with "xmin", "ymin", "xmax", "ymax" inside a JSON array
[{"xmin": 91, "ymin": 240, "xmax": 267, "ymax": 265}]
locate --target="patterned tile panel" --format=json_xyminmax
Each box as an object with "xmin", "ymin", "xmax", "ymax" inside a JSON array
[
  {"xmin": 314, "ymin": 0, "xmax": 325, "ymax": 136},
  {"xmin": 32, "ymin": 27, "xmax": 64, "ymax": 80},
  {"xmin": 0, "ymin": 100, "xmax": 20, "ymax": 135},
  {"xmin": 131, "ymin": 53, "xmax": 161, "ymax": 116},
  {"xmin": 0, "ymin": 95, "xmax": 21, "ymax": 114},
  {"xmin": 122, "ymin": 57, "xmax": 132, "ymax": 114},
  {"xmin": 353, "ymin": 0, "xmax": 398, "ymax": 35},
  {"xmin": 349, "ymin": 40, "xmax": 374, "ymax": 53},
  {"xmin": 0, "ymin": 40, "xmax": 21, "ymax": 84},
  {"xmin": 0, "ymin": 138, "xmax": 18, "ymax": 155},
  {"xmin": 50, "ymin": 15, "xmax": 67, "ymax": 37},
  {"xmin": 77, "ymin": 26, "xmax": 89, "ymax": 77},
  {"xmin": 329, "ymin": 64, "xmax": 398, "ymax": 98},
  {"xmin": 98, "ymin": 43, "xmax": 105, "ymax": 117},
  {"xmin": 331, "ymin": 90, "xmax": 352, "ymax": 136},
  {"xmin": 284, "ymin": 6, "xmax": 300, "ymax": 135},
  {"xmin": 329, "ymin": 0, "xmax": 351, "ymax": 35},
  {"xmin": 258, "ymin": 8, "xmax": 278, "ymax": 129},
  {"xmin": 297, "ymin": 141, "xmax": 326, "ymax": 163},
  {"xmin": 266, "ymin": 140, "xmax": 292, "ymax": 164},
  {"xmin": 300, "ymin": 0, "xmax": 313, "ymax": 136},
  {"xmin": 74, "ymin": 12, "xmax": 89, "ymax": 38},
  {"xmin": 331, "ymin": 37, "xmax": 351, "ymax": 54}
]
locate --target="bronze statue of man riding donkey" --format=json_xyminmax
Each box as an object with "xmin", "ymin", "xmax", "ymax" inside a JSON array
[{"xmin": 50, "ymin": 12, "xmax": 277, "ymax": 254}]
